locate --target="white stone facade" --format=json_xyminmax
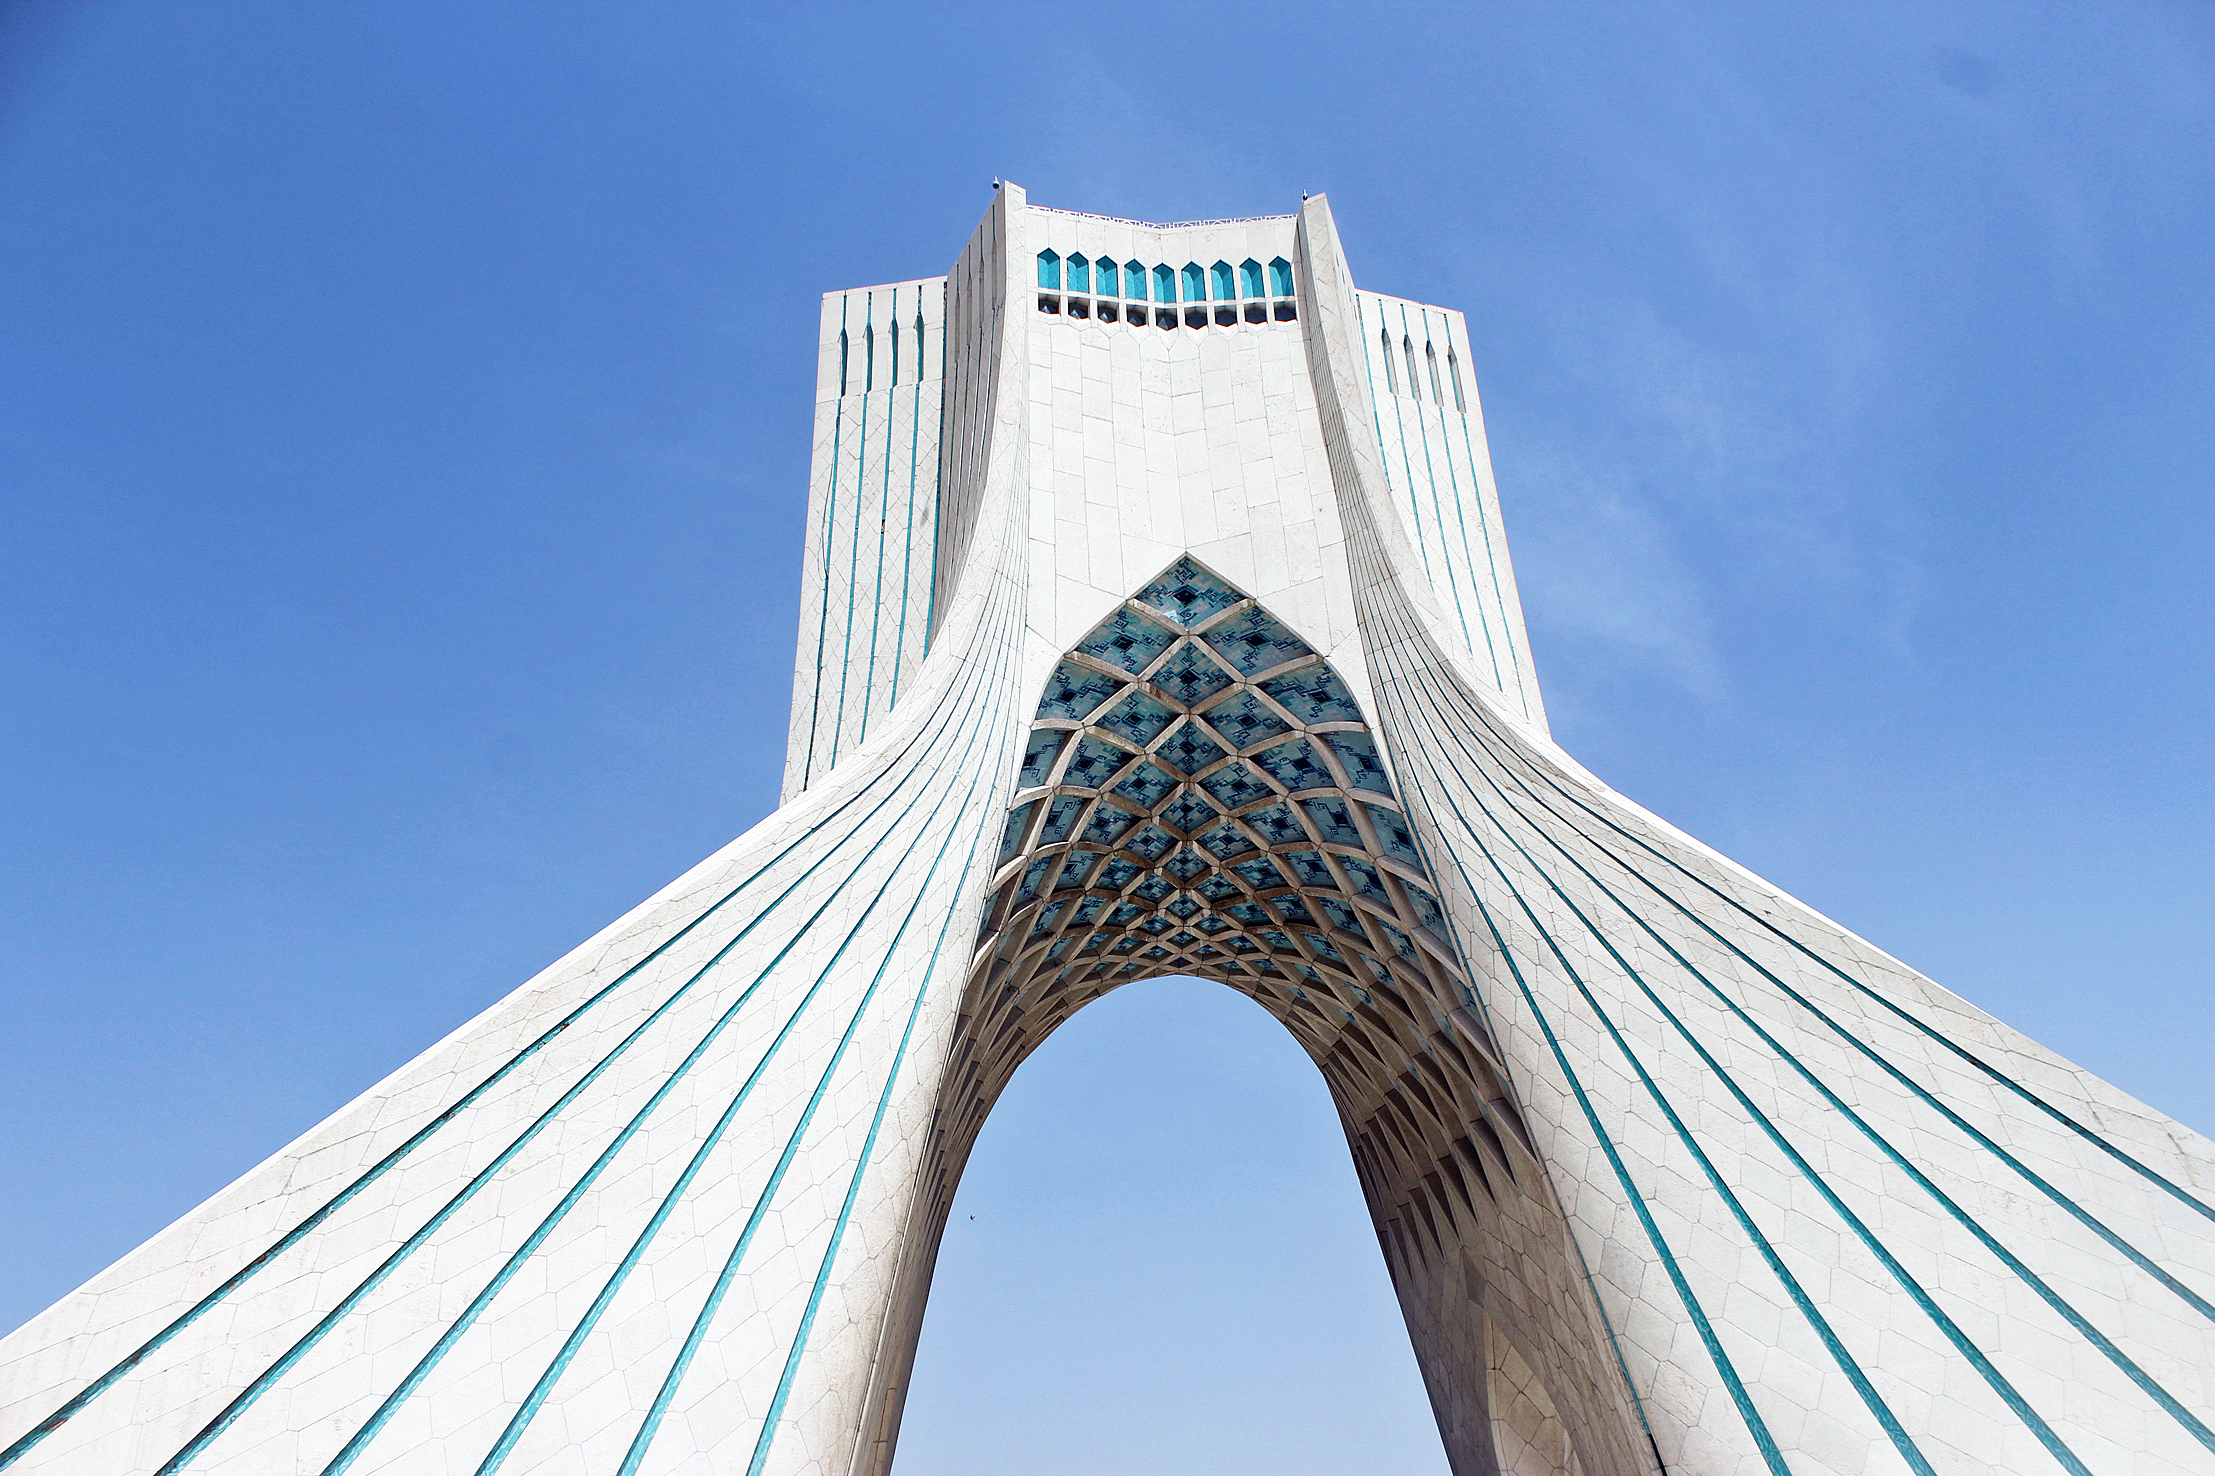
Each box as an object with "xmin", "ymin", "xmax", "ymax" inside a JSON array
[{"xmin": 2, "ymin": 185, "xmax": 2210, "ymax": 1476}]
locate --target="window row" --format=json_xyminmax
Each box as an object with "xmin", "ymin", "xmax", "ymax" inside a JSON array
[
  {"xmin": 1039, "ymin": 295, "xmax": 1298, "ymax": 327},
  {"xmin": 1039, "ymin": 251, "xmax": 1294, "ymax": 303},
  {"xmin": 1378, "ymin": 326, "xmax": 1467, "ymax": 413}
]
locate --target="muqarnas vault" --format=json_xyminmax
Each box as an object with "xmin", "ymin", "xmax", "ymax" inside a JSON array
[{"xmin": 3, "ymin": 185, "xmax": 2211, "ymax": 1476}]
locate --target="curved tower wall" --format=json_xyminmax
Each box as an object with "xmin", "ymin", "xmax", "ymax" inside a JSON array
[{"xmin": 1, "ymin": 184, "xmax": 2209, "ymax": 1476}]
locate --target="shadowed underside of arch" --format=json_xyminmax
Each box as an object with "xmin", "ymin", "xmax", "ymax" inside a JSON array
[{"xmin": 869, "ymin": 558, "xmax": 1644, "ymax": 1476}]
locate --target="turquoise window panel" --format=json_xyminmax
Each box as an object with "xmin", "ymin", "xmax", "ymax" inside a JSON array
[
  {"xmin": 1199, "ymin": 821, "xmax": 1256, "ymax": 859},
  {"xmin": 1245, "ymin": 801, "xmax": 1308, "ymax": 848},
  {"xmin": 1271, "ymin": 257, "xmax": 1293, "ymax": 295},
  {"xmin": 1149, "ymin": 641, "xmax": 1235, "ymax": 706},
  {"xmin": 1259, "ymin": 664, "xmax": 1361, "ymax": 723},
  {"xmin": 1153, "ymin": 264, "xmax": 1176, "ymax": 302},
  {"xmin": 1317, "ymin": 895, "xmax": 1363, "ymax": 935},
  {"xmin": 1252, "ymin": 736, "xmax": 1332, "ymax": 792},
  {"xmin": 999, "ymin": 801, "xmax": 1037, "ymax": 865},
  {"xmin": 1324, "ymin": 731, "xmax": 1392, "ymax": 793},
  {"xmin": 1018, "ymin": 728, "xmax": 1065, "ymax": 793},
  {"xmin": 1166, "ymin": 847, "xmax": 1210, "ymax": 882},
  {"xmin": 1182, "ymin": 262, "xmax": 1206, "ymax": 301},
  {"xmin": 1112, "ymin": 760, "xmax": 1178, "ymax": 810},
  {"xmin": 1097, "ymin": 688, "xmax": 1178, "ymax": 746},
  {"xmin": 1127, "ymin": 824, "xmax": 1176, "ymax": 861},
  {"xmin": 1067, "ymin": 254, "xmax": 1090, "ymax": 293},
  {"xmin": 1126, "ymin": 260, "xmax": 1147, "ymax": 299},
  {"xmin": 1364, "ymin": 802, "xmax": 1423, "ymax": 867},
  {"xmin": 1036, "ymin": 660, "xmax": 1127, "ymax": 720},
  {"xmin": 1301, "ymin": 796, "xmax": 1362, "ymax": 847},
  {"xmin": 1064, "ymin": 734, "xmax": 1133, "ymax": 789},
  {"xmin": 1039, "ymin": 795, "xmax": 1086, "ymax": 845},
  {"xmin": 1037, "ymin": 250, "xmax": 1060, "ymax": 288},
  {"xmin": 1240, "ymin": 258, "xmax": 1265, "ymax": 297},
  {"xmin": 1160, "ymin": 789, "xmax": 1220, "ymax": 835},
  {"xmin": 1338, "ymin": 854, "xmax": 1391, "ymax": 904},
  {"xmin": 1283, "ymin": 849, "xmax": 1336, "ymax": 889},
  {"xmin": 1211, "ymin": 261, "xmax": 1235, "ymax": 299},
  {"xmin": 1134, "ymin": 556, "xmax": 1244, "ymax": 627},
  {"xmin": 1075, "ymin": 605, "xmax": 1178, "ymax": 675},
  {"xmin": 1095, "ymin": 260, "xmax": 1119, "ymax": 297},
  {"xmin": 1157, "ymin": 720, "xmax": 1228, "ymax": 776},
  {"xmin": 1200, "ymin": 760, "xmax": 1272, "ymax": 811},
  {"xmin": 1202, "ymin": 689, "xmax": 1291, "ymax": 750},
  {"xmin": 1083, "ymin": 805, "xmax": 1138, "ymax": 845},
  {"xmin": 1203, "ymin": 607, "xmax": 1315, "ymax": 675}
]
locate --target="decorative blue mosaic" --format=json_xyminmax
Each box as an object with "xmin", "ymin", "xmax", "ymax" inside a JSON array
[
  {"xmin": 1165, "ymin": 847, "xmax": 1209, "ymax": 882},
  {"xmin": 1073, "ymin": 894, "xmax": 1107, "ymax": 926},
  {"xmin": 1030, "ymin": 898, "xmax": 1069, "ymax": 937},
  {"xmin": 1112, "ymin": 761, "xmax": 1178, "ymax": 810},
  {"xmin": 1097, "ymin": 688, "xmax": 1178, "ymax": 746},
  {"xmin": 1195, "ymin": 689, "xmax": 1289, "ymax": 749},
  {"xmin": 1339, "ymin": 854, "xmax": 1391, "ymax": 905},
  {"xmin": 1083, "ymin": 806, "xmax": 1138, "ymax": 845},
  {"xmin": 1259, "ymin": 665, "xmax": 1361, "ymax": 724},
  {"xmin": 1202, "ymin": 607, "xmax": 1315, "ymax": 676},
  {"xmin": 1126, "ymin": 824, "xmax": 1175, "ymax": 862},
  {"xmin": 1014, "ymin": 856, "xmax": 1051, "ymax": 906},
  {"xmin": 1378, "ymin": 919, "xmax": 1419, "ymax": 961},
  {"xmin": 1106, "ymin": 901, "xmax": 1144, "ymax": 927},
  {"xmin": 1197, "ymin": 915, "xmax": 1231, "ymax": 935},
  {"xmin": 1230, "ymin": 856, "xmax": 1288, "ymax": 891},
  {"xmin": 1404, "ymin": 883, "xmax": 1448, "ymax": 937},
  {"xmin": 1063, "ymin": 735, "xmax": 1133, "ymax": 789},
  {"xmin": 1160, "ymin": 790, "xmax": 1220, "ymax": 835},
  {"xmin": 1243, "ymin": 801, "xmax": 1308, "ymax": 848},
  {"xmin": 1324, "ymin": 731, "xmax": 1392, "ymax": 793},
  {"xmin": 1150, "ymin": 642, "xmax": 1235, "ymax": 705},
  {"xmin": 1168, "ymin": 930, "xmax": 1199, "ymax": 949},
  {"xmin": 1197, "ymin": 873, "xmax": 1241, "ymax": 901},
  {"xmin": 1133, "ymin": 555, "xmax": 1243, "ymax": 627},
  {"xmin": 1198, "ymin": 820, "xmax": 1256, "ymax": 859},
  {"xmin": 1260, "ymin": 929, "xmax": 1295, "ymax": 952},
  {"xmin": 1302, "ymin": 932, "xmax": 1344, "ymax": 963},
  {"xmin": 1364, "ymin": 802, "xmax": 1423, "ymax": 867},
  {"xmin": 1019, "ymin": 730, "xmax": 1068, "ymax": 789},
  {"xmin": 1283, "ymin": 851, "xmax": 1337, "ymax": 890},
  {"xmin": 1167, "ymin": 896, "xmax": 1201, "ymax": 920},
  {"xmin": 1250, "ymin": 736, "xmax": 1332, "ymax": 792},
  {"xmin": 1226, "ymin": 900, "xmax": 1270, "ymax": 926},
  {"xmin": 1074, "ymin": 605, "xmax": 1178, "ymax": 676},
  {"xmin": 1037, "ymin": 660, "xmax": 1128, "ymax": 721},
  {"xmin": 1097, "ymin": 856, "xmax": 1141, "ymax": 892},
  {"xmin": 1200, "ymin": 760, "xmax": 1272, "ymax": 811},
  {"xmin": 1273, "ymin": 895, "xmax": 1316, "ymax": 925},
  {"xmin": 1055, "ymin": 851, "xmax": 1101, "ymax": 890},
  {"xmin": 1319, "ymin": 896, "xmax": 1367, "ymax": 937},
  {"xmin": 1297, "ymin": 962, "xmax": 1325, "ymax": 984},
  {"xmin": 999, "ymin": 801, "xmax": 1036, "ymax": 866},
  {"xmin": 1300, "ymin": 796, "xmax": 1362, "ymax": 847},
  {"xmin": 1046, "ymin": 937, "xmax": 1072, "ymax": 962},
  {"xmin": 1157, "ymin": 721, "xmax": 1228, "ymax": 777},
  {"xmin": 1140, "ymin": 915, "xmax": 1172, "ymax": 936},
  {"xmin": 1133, "ymin": 874, "xmax": 1174, "ymax": 902},
  {"xmin": 1143, "ymin": 945, "xmax": 1171, "ymax": 960},
  {"xmin": 1039, "ymin": 795, "xmax": 1087, "ymax": 845}
]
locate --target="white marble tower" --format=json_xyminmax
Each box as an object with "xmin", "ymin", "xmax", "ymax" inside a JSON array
[{"xmin": 3, "ymin": 186, "xmax": 2211, "ymax": 1476}]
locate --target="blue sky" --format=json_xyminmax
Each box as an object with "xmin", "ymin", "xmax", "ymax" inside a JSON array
[{"xmin": 1, "ymin": 4, "xmax": 2209, "ymax": 1471}]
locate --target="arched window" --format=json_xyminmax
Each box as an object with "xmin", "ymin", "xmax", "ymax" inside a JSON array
[
  {"xmin": 1154, "ymin": 264, "xmax": 1176, "ymax": 304},
  {"xmin": 1183, "ymin": 263, "xmax": 1206, "ymax": 302},
  {"xmin": 1426, "ymin": 342, "xmax": 1443, "ymax": 404},
  {"xmin": 1037, "ymin": 250, "xmax": 1060, "ymax": 290},
  {"xmin": 1380, "ymin": 328, "xmax": 1397, "ymax": 393},
  {"xmin": 838, "ymin": 327, "xmax": 849, "ymax": 395},
  {"xmin": 1125, "ymin": 260, "xmax": 1148, "ymax": 302},
  {"xmin": 1270, "ymin": 257, "xmax": 1294, "ymax": 296},
  {"xmin": 1240, "ymin": 259, "xmax": 1265, "ymax": 298},
  {"xmin": 1068, "ymin": 254, "xmax": 1090, "ymax": 294},
  {"xmin": 1096, "ymin": 260, "xmax": 1118, "ymax": 297},
  {"xmin": 1402, "ymin": 336, "xmax": 1419, "ymax": 399},
  {"xmin": 1211, "ymin": 261, "xmax": 1235, "ymax": 300}
]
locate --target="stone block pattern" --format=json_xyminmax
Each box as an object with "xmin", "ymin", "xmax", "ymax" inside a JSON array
[{"xmin": 2, "ymin": 185, "xmax": 2209, "ymax": 1476}]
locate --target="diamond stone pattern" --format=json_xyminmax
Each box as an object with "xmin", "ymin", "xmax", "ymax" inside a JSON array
[
  {"xmin": 1203, "ymin": 607, "xmax": 1316, "ymax": 676},
  {"xmin": 1075, "ymin": 605, "xmax": 1178, "ymax": 675},
  {"xmin": 1200, "ymin": 690, "xmax": 1291, "ymax": 749},
  {"xmin": 1151, "ymin": 642, "xmax": 1235, "ymax": 705},
  {"xmin": 1037, "ymin": 660, "xmax": 1127, "ymax": 720},
  {"xmin": 1157, "ymin": 720, "xmax": 1228, "ymax": 776},
  {"xmin": 1098, "ymin": 689, "xmax": 1178, "ymax": 746},
  {"xmin": 1133, "ymin": 555, "xmax": 1243, "ymax": 627},
  {"xmin": 1064, "ymin": 735, "xmax": 1133, "ymax": 789},
  {"xmin": 1260, "ymin": 665, "xmax": 1362, "ymax": 724}
]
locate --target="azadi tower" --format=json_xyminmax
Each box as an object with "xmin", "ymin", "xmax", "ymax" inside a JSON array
[{"xmin": 3, "ymin": 186, "xmax": 2211, "ymax": 1476}]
